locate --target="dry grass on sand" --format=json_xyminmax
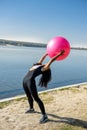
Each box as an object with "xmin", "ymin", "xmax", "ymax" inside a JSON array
[{"xmin": 0, "ymin": 84, "xmax": 87, "ymax": 130}]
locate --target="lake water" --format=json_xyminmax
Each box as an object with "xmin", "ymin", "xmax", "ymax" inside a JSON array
[{"xmin": 0, "ymin": 45, "xmax": 87, "ymax": 99}]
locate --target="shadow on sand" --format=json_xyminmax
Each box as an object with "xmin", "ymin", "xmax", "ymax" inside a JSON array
[{"xmin": 32, "ymin": 111, "xmax": 87, "ymax": 129}]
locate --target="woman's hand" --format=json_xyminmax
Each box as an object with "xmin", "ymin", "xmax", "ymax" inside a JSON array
[
  {"xmin": 43, "ymin": 53, "xmax": 48, "ymax": 57},
  {"xmin": 60, "ymin": 50, "xmax": 65, "ymax": 55}
]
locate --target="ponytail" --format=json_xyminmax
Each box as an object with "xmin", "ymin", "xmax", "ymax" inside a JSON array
[{"xmin": 38, "ymin": 68, "xmax": 51, "ymax": 87}]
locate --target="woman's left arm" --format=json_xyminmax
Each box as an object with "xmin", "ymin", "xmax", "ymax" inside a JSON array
[{"xmin": 37, "ymin": 53, "xmax": 48, "ymax": 64}]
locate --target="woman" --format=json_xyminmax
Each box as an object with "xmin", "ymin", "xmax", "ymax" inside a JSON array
[{"xmin": 23, "ymin": 50, "xmax": 64, "ymax": 124}]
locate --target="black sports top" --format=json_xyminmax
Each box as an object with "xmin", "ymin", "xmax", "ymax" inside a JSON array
[{"xmin": 24, "ymin": 65, "xmax": 44, "ymax": 82}]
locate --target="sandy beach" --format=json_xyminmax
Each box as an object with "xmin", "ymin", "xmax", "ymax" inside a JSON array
[{"xmin": 0, "ymin": 84, "xmax": 87, "ymax": 130}]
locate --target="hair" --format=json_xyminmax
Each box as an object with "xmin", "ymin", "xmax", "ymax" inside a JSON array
[{"xmin": 38, "ymin": 68, "xmax": 51, "ymax": 88}]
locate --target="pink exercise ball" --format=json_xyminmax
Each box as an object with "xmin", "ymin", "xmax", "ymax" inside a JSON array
[{"xmin": 46, "ymin": 36, "xmax": 70, "ymax": 61}]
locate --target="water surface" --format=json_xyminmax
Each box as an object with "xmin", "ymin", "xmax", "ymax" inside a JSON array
[{"xmin": 0, "ymin": 45, "xmax": 87, "ymax": 99}]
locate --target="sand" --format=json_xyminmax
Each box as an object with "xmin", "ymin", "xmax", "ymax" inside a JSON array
[{"xmin": 0, "ymin": 84, "xmax": 87, "ymax": 130}]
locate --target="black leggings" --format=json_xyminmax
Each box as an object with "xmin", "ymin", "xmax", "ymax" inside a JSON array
[{"xmin": 23, "ymin": 78, "xmax": 46, "ymax": 115}]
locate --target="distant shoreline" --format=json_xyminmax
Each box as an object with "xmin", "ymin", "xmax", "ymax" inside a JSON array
[
  {"xmin": 0, "ymin": 39, "xmax": 46, "ymax": 48},
  {"xmin": 0, "ymin": 39, "xmax": 87, "ymax": 50}
]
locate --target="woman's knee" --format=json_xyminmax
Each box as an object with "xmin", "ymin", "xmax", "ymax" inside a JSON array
[{"xmin": 33, "ymin": 95, "xmax": 40, "ymax": 102}]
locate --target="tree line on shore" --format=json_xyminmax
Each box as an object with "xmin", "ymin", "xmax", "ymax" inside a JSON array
[{"xmin": 0, "ymin": 39, "xmax": 46, "ymax": 48}]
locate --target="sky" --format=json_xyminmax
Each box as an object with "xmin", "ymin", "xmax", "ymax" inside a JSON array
[{"xmin": 0, "ymin": 0, "xmax": 87, "ymax": 47}]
